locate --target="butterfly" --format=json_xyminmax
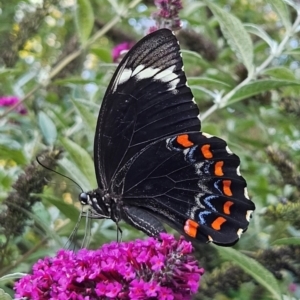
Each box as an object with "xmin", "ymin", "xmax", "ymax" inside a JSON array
[{"xmin": 79, "ymin": 28, "xmax": 255, "ymax": 246}]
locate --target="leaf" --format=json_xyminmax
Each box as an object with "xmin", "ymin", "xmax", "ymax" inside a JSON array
[
  {"xmin": 36, "ymin": 193, "xmax": 79, "ymax": 223},
  {"xmin": 0, "ymin": 145, "xmax": 27, "ymax": 165},
  {"xmin": 266, "ymin": 0, "xmax": 291, "ymax": 31},
  {"xmin": 32, "ymin": 202, "xmax": 51, "ymax": 227},
  {"xmin": 215, "ymin": 246, "xmax": 282, "ymax": 300},
  {"xmin": 227, "ymin": 79, "xmax": 300, "ymax": 105},
  {"xmin": 58, "ymin": 157, "xmax": 92, "ymax": 192},
  {"xmin": 91, "ymin": 48, "xmax": 112, "ymax": 63},
  {"xmin": 71, "ymin": 97, "xmax": 97, "ymax": 136},
  {"xmin": 272, "ymin": 237, "xmax": 300, "ymax": 245},
  {"xmin": 0, "ymin": 68, "xmax": 21, "ymax": 78},
  {"xmin": 75, "ymin": 0, "xmax": 94, "ymax": 45},
  {"xmin": 59, "ymin": 137, "xmax": 97, "ymax": 189},
  {"xmin": 181, "ymin": 2, "xmax": 205, "ymax": 17},
  {"xmin": 283, "ymin": 0, "xmax": 300, "ymax": 9},
  {"xmin": 263, "ymin": 66, "xmax": 296, "ymax": 80},
  {"xmin": 205, "ymin": 1, "xmax": 254, "ymax": 73},
  {"xmin": 0, "ymin": 288, "xmax": 13, "ymax": 300},
  {"xmin": 0, "ymin": 273, "xmax": 26, "ymax": 281},
  {"xmin": 181, "ymin": 49, "xmax": 211, "ymax": 69},
  {"xmin": 244, "ymin": 23, "xmax": 277, "ymax": 50},
  {"xmin": 53, "ymin": 77, "xmax": 94, "ymax": 85},
  {"xmin": 188, "ymin": 77, "xmax": 232, "ymax": 89},
  {"xmin": 38, "ymin": 111, "xmax": 57, "ymax": 146},
  {"xmin": 284, "ymin": 48, "xmax": 300, "ymax": 57},
  {"xmin": 14, "ymin": 204, "xmax": 63, "ymax": 247}
]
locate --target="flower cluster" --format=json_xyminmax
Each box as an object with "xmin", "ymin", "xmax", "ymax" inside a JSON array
[
  {"xmin": 152, "ymin": 0, "xmax": 183, "ymax": 31},
  {"xmin": 0, "ymin": 96, "xmax": 27, "ymax": 115},
  {"xmin": 15, "ymin": 233, "xmax": 204, "ymax": 299}
]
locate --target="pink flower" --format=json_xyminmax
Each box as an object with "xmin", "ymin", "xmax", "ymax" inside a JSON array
[
  {"xmin": 152, "ymin": 0, "xmax": 183, "ymax": 31},
  {"xmin": 0, "ymin": 96, "xmax": 27, "ymax": 115},
  {"xmin": 289, "ymin": 283, "xmax": 297, "ymax": 293},
  {"xmin": 112, "ymin": 42, "xmax": 135, "ymax": 62},
  {"xmin": 15, "ymin": 234, "xmax": 204, "ymax": 299},
  {"xmin": 150, "ymin": 253, "xmax": 165, "ymax": 271}
]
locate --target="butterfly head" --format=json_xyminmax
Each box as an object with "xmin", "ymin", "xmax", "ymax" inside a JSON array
[{"xmin": 78, "ymin": 189, "xmax": 111, "ymax": 218}]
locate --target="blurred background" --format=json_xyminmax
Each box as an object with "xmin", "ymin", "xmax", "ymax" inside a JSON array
[{"xmin": 0, "ymin": 0, "xmax": 300, "ymax": 299}]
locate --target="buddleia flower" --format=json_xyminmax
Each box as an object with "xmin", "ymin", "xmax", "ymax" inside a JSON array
[{"xmin": 15, "ymin": 233, "xmax": 204, "ymax": 299}]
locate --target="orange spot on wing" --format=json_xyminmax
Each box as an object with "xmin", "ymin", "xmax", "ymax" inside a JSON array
[
  {"xmin": 215, "ymin": 161, "xmax": 224, "ymax": 176},
  {"xmin": 211, "ymin": 217, "xmax": 226, "ymax": 230},
  {"xmin": 177, "ymin": 134, "xmax": 194, "ymax": 147},
  {"xmin": 184, "ymin": 219, "xmax": 199, "ymax": 238},
  {"xmin": 223, "ymin": 201, "xmax": 234, "ymax": 214},
  {"xmin": 201, "ymin": 144, "xmax": 213, "ymax": 159},
  {"xmin": 223, "ymin": 180, "xmax": 232, "ymax": 196}
]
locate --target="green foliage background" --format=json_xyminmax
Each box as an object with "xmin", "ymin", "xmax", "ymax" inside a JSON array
[{"xmin": 0, "ymin": 0, "xmax": 300, "ymax": 299}]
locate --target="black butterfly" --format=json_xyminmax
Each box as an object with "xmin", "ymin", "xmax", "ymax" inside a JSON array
[{"xmin": 79, "ymin": 28, "xmax": 255, "ymax": 246}]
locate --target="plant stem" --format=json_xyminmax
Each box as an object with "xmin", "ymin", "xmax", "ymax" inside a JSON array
[{"xmin": 201, "ymin": 12, "xmax": 300, "ymax": 120}]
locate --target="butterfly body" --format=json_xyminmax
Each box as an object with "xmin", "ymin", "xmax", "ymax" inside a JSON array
[{"xmin": 80, "ymin": 29, "xmax": 255, "ymax": 246}]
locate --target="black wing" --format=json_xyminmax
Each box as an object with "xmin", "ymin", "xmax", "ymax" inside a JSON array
[
  {"xmin": 119, "ymin": 132, "xmax": 255, "ymax": 245},
  {"xmin": 94, "ymin": 29, "xmax": 200, "ymax": 190}
]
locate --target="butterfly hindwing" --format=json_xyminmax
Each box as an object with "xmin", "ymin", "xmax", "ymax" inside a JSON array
[
  {"xmin": 119, "ymin": 131, "xmax": 254, "ymax": 245},
  {"xmin": 94, "ymin": 29, "xmax": 200, "ymax": 190}
]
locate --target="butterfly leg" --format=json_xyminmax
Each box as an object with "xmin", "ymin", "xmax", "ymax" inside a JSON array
[
  {"xmin": 122, "ymin": 206, "xmax": 166, "ymax": 237},
  {"xmin": 116, "ymin": 221, "xmax": 123, "ymax": 242}
]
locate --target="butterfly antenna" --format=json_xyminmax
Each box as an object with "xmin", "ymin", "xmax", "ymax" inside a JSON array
[{"xmin": 36, "ymin": 155, "xmax": 84, "ymax": 192}]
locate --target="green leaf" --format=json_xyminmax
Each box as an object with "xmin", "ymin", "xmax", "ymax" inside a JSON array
[
  {"xmin": 272, "ymin": 237, "xmax": 300, "ymax": 245},
  {"xmin": 181, "ymin": 49, "xmax": 211, "ymax": 69},
  {"xmin": 244, "ymin": 23, "xmax": 277, "ymax": 50},
  {"xmin": 14, "ymin": 204, "xmax": 63, "ymax": 247},
  {"xmin": 0, "ymin": 288, "xmax": 13, "ymax": 299},
  {"xmin": 215, "ymin": 246, "xmax": 282, "ymax": 300},
  {"xmin": 181, "ymin": 1, "xmax": 205, "ymax": 17},
  {"xmin": 91, "ymin": 48, "xmax": 112, "ymax": 63},
  {"xmin": 32, "ymin": 202, "xmax": 51, "ymax": 227},
  {"xmin": 188, "ymin": 77, "xmax": 231, "ymax": 89},
  {"xmin": 284, "ymin": 48, "xmax": 300, "ymax": 57},
  {"xmin": 0, "ymin": 273, "xmax": 26, "ymax": 281},
  {"xmin": 266, "ymin": 0, "xmax": 291, "ymax": 31},
  {"xmin": 36, "ymin": 193, "xmax": 79, "ymax": 223},
  {"xmin": 59, "ymin": 137, "xmax": 96, "ymax": 189},
  {"xmin": 227, "ymin": 79, "xmax": 300, "ymax": 105},
  {"xmin": 0, "ymin": 145, "xmax": 27, "ymax": 164},
  {"xmin": 53, "ymin": 77, "xmax": 94, "ymax": 85},
  {"xmin": 263, "ymin": 66, "xmax": 296, "ymax": 80},
  {"xmin": 58, "ymin": 157, "xmax": 92, "ymax": 192},
  {"xmin": 0, "ymin": 68, "xmax": 21, "ymax": 78},
  {"xmin": 205, "ymin": 1, "xmax": 254, "ymax": 73},
  {"xmin": 75, "ymin": 0, "xmax": 94, "ymax": 45},
  {"xmin": 71, "ymin": 98, "xmax": 97, "ymax": 136},
  {"xmin": 38, "ymin": 111, "xmax": 57, "ymax": 146}
]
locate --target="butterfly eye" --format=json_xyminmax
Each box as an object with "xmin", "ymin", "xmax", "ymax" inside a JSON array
[{"xmin": 79, "ymin": 192, "xmax": 89, "ymax": 205}]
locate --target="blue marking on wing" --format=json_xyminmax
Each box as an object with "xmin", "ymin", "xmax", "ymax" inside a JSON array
[
  {"xmin": 203, "ymin": 195, "xmax": 218, "ymax": 211},
  {"xmin": 198, "ymin": 211, "xmax": 211, "ymax": 225},
  {"xmin": 186, "ymin": 146, "xmax": 197, "ymax": 163},
  {"xmin": 214, "ymin": 179, "xmax": 222, "ymax": 194}
]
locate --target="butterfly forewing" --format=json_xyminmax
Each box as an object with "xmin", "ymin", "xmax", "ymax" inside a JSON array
[
  {"xmin": 94, "ymin": 29, "xmax": 200, "ymax": 189},
  {"xmin": 88, "ymin": 28, "xmax": 255, "ymax": 246}
]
